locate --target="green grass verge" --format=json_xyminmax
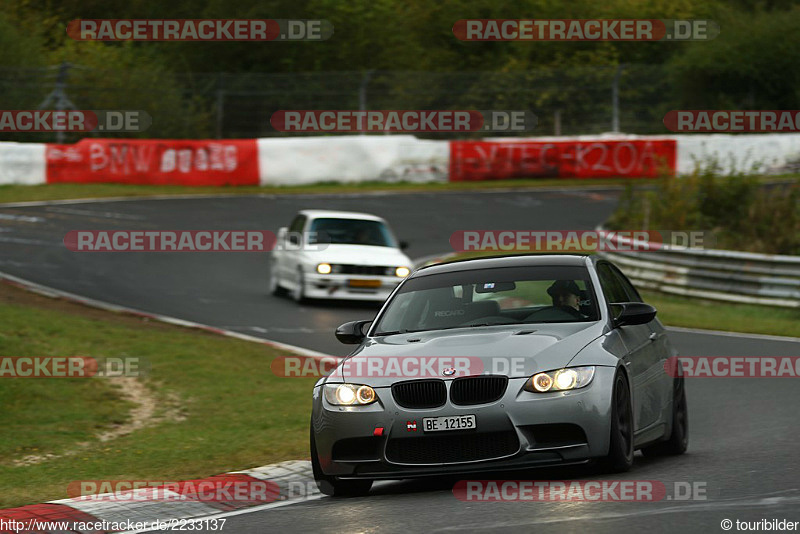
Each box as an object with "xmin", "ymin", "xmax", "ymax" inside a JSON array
[
  {"xmin": 0, "ymin": 283, "xmax": 316, "ymax": 508},
  {"xmin": 1, "ymin": 174, "xmax": 796, "ymax": 205},
  {"xmin": 640, "ymin": 290, "xmax": 800, "ymax": 338},
  {"xmin": 0, "ymin": 178, "xmax": 637, "ymax": 204}
]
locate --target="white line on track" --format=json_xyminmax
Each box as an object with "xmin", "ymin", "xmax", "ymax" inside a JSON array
[{"xmin": 434, "ymin": 490, "xmax": 800, "ymax": 531}]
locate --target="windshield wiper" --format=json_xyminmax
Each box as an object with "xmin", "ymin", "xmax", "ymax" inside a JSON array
[{"xmin": 373, "ymin": 330, "xmax": 407, "ymax": 336}]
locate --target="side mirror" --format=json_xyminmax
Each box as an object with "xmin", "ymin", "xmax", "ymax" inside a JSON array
[
  {"xmin": 335, "ymin": 320, "xmax": 372, "ymax": 344},
  {"xmin": 277, "ymin": 227, "xmax": 288, "ymax": 242},
  {"xmin": 399, "ymin": 240, "xmax": 409, "ymax": 251},
  {"xmin": 612, "ymin": 302, "xmax": 657, "ymax": 328}
]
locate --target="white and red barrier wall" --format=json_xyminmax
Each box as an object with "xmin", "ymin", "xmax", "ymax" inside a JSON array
[{"xmin": 2, "ymin": 133, "xmax": 800, "ymax": 186}]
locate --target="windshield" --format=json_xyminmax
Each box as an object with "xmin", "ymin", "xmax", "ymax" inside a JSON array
[
  {"xmin": 373, "ymin": 265, "xmax": 599, "ymax": 335},
  {"xmin": 308, "ymin": 218, "xmax": 396, "ymax": 247}
]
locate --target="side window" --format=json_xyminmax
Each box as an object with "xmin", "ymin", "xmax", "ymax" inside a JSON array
[
  {"xmin": 289, "ymin": 215, "xmax": 306, "ymax": 233},
  {"xmin": 596, "ymin": 263, "xmax": 629, "ymax": 304},
  {"xmin": 609, "ymin": 264, "xmax": 643, "ymax": 303}
]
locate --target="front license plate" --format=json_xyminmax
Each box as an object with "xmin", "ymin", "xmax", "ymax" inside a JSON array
[
  {"xmin": 349, "ymin": 279, "xmax": 381, "ymax": 288},
  {"xmin": 423, "ymin": 415, "xmax": 476, "ymax": 432}
]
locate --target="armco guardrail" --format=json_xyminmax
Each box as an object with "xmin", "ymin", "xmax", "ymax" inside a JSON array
[{"xmin": 599, "ymin": 237, "xmax": 800, "ymax": 308}]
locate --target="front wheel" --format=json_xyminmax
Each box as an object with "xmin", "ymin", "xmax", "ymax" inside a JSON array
[
  {"xmin": 600, "ymin": 370, "xmax": 634, "ymax": 473},
  {"xmin": 310, "ymin": 426, "xmax": 372, "ymax": 497},
  {"xmin": 268, "ymin": 260, "xmax": 284, "ymax": 296},
  {"xmin": 292, "ymin": 270, "xmax": 307, "ymax": 303},
  {"xmin": 642, "ymin": 376, "xmax": 688, "ymax": 457}
]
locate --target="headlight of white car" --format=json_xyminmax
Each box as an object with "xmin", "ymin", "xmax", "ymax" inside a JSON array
[
  {"xmin": 395, "ymin": 266, "xmax": 411, "ymax": 277},
  {"xmin": 316, "ymin": 263, "xmax": 332, "ymax": 274},
  {"xmin": 523, "ymin": 366, "xmax": 596, "ymax": 393},
  {"xmin": 324, "ymin": 384, "xmax": 378, "ymax": 405}
]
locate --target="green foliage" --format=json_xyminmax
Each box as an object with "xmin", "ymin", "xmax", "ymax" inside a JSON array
[{"xmin": 607, "ymin": 164, "xmax": 800, "ymax": 255}]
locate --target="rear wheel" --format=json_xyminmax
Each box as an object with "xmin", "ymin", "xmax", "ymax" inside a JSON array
[
  {"xmin": 600, "ymin": 371, "xmax": 634, "ymax": 472},
  {"xmin": 310, "ymin": 426, "xmax": 372, "ymax": 497},
  {"xmin": 642, "ymin": 376, "xmax": 688, "ymax": 456}
]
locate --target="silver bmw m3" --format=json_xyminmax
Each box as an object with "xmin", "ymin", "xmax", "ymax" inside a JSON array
[{"xmin": 311, "ymin": 254, "xmax": 688, "ymax": 496}]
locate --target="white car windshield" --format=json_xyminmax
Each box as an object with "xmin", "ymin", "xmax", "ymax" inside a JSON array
[
  {"xmin": 308, "ymin": 218, "xmax": 396, "ymax": 247},
  {"xmin": 374, "ymin": 265, "xmax": 599, "ymax": 335}
]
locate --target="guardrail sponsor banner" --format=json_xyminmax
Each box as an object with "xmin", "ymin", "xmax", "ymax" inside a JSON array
[
  {"xmin": 45, "ymin": 139, "xmax": 259, "ymax": 186},
  {"xmin": 449, "ymin": 139, "xmax": 676, "ymax": 181}
]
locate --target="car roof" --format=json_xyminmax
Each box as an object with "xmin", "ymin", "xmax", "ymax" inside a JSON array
[
  {"xmin": 413, "ymin": 254, "xmax": 591, "ymax": 277},
  {"xmin": 299, "ymin": 210, "xmax": 386, "ymax": 222}
]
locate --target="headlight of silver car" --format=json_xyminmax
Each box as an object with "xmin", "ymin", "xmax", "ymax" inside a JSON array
[
  {"xmin": 524, "ymin": 366, "xmax": 596, "ymax": 393},
  {"xmin": 323, "ymin": 383, "xmax": 378, "ymax": 405}
]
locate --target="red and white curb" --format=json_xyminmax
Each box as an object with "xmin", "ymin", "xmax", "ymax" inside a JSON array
[{"xmin": 0, "ymin": 461, "xmax": 318, "ymax": 534}]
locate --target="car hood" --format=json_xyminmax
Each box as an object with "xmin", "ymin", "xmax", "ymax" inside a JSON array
[
  {"xmin": 304, "ymin": 244, "xmax": 412, "ymax": 267},
  {"xmin": 335, "ymin": 322, "xmax": 607, "ymax": 387}
]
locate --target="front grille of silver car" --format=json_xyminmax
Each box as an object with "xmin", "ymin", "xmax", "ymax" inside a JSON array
[
  {"xmin": 450, "ymin": 375, "xmax": 508, "ymax": 406},
  {"xmin": 391, "ymin": 379, "xmax": 447, "ymax": 409},
  {"xmin": 385, "ymin": 430, "xmax": 520, "ymax": 464}
]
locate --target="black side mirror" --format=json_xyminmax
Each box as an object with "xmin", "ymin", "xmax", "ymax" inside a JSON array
[
  {"xmin": 612, "ymin": 302, "xmax": 657, "ymax": 328},
  {"xmin": 335, "ymin": 320, "xmax": 372, "ymax": 344},
  {"xmin": 288, "ymin": 234, "xmax": 300, "ymax": 246},
  {"xmin": 399, "ymin": 240, "xmax": 409, "ymax": 251}
]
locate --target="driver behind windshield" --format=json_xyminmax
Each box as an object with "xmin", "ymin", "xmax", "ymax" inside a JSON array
[{"xmin": 547, "ymin": 280, "xmax": 586, "ymax": 318}]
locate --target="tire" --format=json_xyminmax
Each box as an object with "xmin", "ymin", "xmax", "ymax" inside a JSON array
[
  {"xmin": 310, "ymin": 426, "xmax": 372, "ymax": 497},
  {"xmin": 600, "ymin": 371, "xmax": 634, "ymax": 473},
  {"xmin": 291, "ymin": 269, "xmax": 306, "ymax": 303},
  {"xmin": 268, "ymin": 261, "xmax": 285, "ymax": 296},
  {"xmin": 641, "ymin": 376, "xmax": 688, "ymax": 457}
]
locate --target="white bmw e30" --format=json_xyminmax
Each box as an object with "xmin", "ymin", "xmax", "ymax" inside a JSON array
[{"xmin": 269, "ymin": 210, "xmax": 414, "ymax": 302}]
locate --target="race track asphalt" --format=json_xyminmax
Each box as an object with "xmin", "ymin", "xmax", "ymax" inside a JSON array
[{"xmin": 1, "ymin": 188, "xmax": 798, "ymax": 534}]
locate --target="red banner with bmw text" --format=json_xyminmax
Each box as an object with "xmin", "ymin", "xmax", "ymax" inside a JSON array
[
  {"xmin": 449, "ymin": 139, "xmax": 676, "ymax": 181},
  {"xmin": 46, "ymin": 139, "xmax": 259, "ymax": 186}
]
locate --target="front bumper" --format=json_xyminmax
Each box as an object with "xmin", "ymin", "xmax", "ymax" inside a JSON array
[
  {"xmin": 311, "ymin": 367, "xmax": 616, "ymax": 479},
  {"xmin": 303, "ymin": 272, "xmax": 403, "ymax": 301}
]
